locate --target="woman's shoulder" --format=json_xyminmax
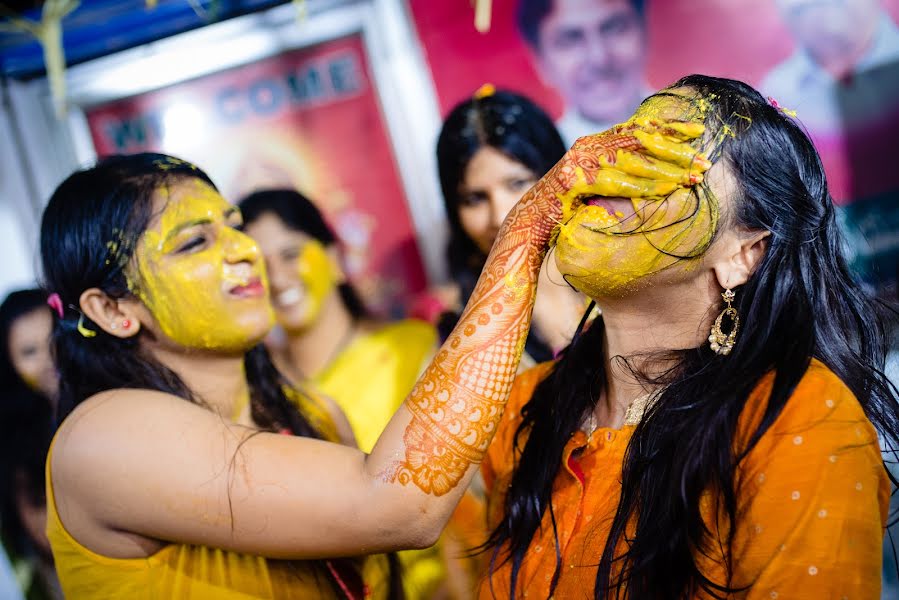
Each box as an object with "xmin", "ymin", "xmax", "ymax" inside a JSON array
[
  {"xmin": 739, "ymin": 359, "xmax": 875, "ymax": 453},
  {"xmin": 774, "ymin": 359, "xmax": 864, "ymax": 421},
  {"xmin": 58, "ymin": 388, "xmax": 194, "ymax": 433},
  {"xmin": 52, "ymin": 389, "xmax": 221, "ymax": 475}
]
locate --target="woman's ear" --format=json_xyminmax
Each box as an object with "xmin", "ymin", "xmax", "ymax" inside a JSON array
[
  {"xmin": 79, "ymin": 289, "xmax": 142, "ymax": 338},
  {"xmin": 711, "ymin": 229, "xmax": 770, "ymax": 289}
]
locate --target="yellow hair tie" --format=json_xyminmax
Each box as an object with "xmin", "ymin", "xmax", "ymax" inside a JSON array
[
  {"xmin": 77, "ymin": 313, "xmax": 97, "ymax": 338},
  {"xmin": 474, "ymin": 83, "xmax": 496, "ymax": 100}
]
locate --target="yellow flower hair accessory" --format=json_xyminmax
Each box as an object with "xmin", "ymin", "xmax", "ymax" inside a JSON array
[{"xmin": 474, "ymin": 83, "xmax": 496, "ymax": 100}]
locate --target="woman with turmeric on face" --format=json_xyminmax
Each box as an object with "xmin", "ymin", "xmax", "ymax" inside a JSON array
[
  {"xmin": 237, "ymin": 190, "xmax": 436, "ymax": 455},
  {"xmin": 479, "ymin": 75, "xmax": 898, "ymax": 599}
]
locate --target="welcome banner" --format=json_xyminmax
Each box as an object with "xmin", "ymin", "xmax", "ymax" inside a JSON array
[{"xmin": 86, "ymin": 34, "xmax": 427, "ymax": 314}]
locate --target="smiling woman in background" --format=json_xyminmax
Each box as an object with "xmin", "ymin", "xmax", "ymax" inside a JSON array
[
  {"xmin": 238, "ymin": 190, "xmax": 437, "ymax": 455},
  {"xmin": 238, "ymin": 190, "xmax": 451, "ymax": 598}
]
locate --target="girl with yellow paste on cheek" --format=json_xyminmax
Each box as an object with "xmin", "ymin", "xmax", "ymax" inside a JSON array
[
  {"xmin": 41, "ymin": 155, "xmax": 414, "ymax": 599},
  {"xmin": 240, "ymin": 190, "xmax": 448, "ymax": 600},
  {"xmin": 131, "ymin": 180, "xmax": 274, "ymax": 353},
  {"xmin": 479, "ymin": 75, "xmax": 896, "ymax": 600}
]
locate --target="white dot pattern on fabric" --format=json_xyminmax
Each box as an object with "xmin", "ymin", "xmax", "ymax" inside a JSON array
[
  {"xmin": 758, "ymin": 472, "xmax": 766, "ymax": 483},
  {"xmin": 793, "ymin": 435, "xmax": 803, "ymax": 445},
  {"xmin": 791, "ymin": 491, "xmax": 801, "ymax": 500},
  {"xmin": 825, "ymin": 399, "xmax": 834, "ymax": 408},
  {"xmin": 770, "ymin": 592, "xmax": 778, "ymax": 599},
  {"xmin": 808, "ymin": 566, "xmax": 818, "ymax": 575},
  {"xmin": 817, "ymin": 509, "xmax": 827, "ymax": 518},
  {"xmin": 829, "ymin": 455, "xmax": 837, "ymax": 463},
  {"xmin": 855, "ymin": 482, "xmax": 863, "ymax": 491}
]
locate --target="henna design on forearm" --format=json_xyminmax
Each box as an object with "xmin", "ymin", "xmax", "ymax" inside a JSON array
[{"xmin": 386, "ymin": 123, "xmax": 709, "ymax": 495}]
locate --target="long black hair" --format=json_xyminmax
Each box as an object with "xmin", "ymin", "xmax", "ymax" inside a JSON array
[
  {"xmin": 436, "ymin": 89, "xmax": 567, "ymax": 361},
  {"xmin": 238, "ymin": 188, "xmax": 368, "ymax": 320},
  {"xmin": 484, "ymin": 75, "xmax": 899, "ymax": 598},
  {"xmin": 0, "ymin": 289, "xmax": 56, "ymax": 558},
  {"xmin": 40, "ymin": 153, "xmax": 401, "ymax": 600}
]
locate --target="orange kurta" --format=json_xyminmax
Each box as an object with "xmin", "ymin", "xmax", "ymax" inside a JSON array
[{"xmin": 480, "ymin": 360, "xmax": 890, "ymax": 599}]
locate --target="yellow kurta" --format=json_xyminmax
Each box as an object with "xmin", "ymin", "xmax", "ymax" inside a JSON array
[
  {"xmin": 312, "ymin": 319, "xmax": 458, "ymax": 599},
  {"xmin": 314, "ymin": 320, "xmax": 437, "ymax": 453},
  {"xmin": 45, "ymin": 392, "xmax": 392, "ymax": 599}
]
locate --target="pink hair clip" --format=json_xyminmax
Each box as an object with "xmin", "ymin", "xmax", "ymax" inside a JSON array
[{"xmin": 47, "ymin": 293, "xmax": 64, "ymax": 318}]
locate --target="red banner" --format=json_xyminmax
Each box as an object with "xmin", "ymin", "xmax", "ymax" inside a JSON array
[{"xmin": 86, "ymin": 34, "xmax": 426, "ymax": 314}]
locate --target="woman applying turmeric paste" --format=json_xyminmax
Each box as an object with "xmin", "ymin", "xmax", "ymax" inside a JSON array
[{"xmin": 38, "ymin": 129, "xmax": 702, "ymax": 599}]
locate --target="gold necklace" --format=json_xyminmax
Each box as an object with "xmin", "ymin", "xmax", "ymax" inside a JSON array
[{"xmin": 584, "ymin": 391, "xmax": 657, "ymax": 437}]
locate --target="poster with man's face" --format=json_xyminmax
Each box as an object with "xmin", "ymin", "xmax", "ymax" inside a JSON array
[{"xmin": 409, "ymin": 0, "xmax": 899, "ymax": 291}]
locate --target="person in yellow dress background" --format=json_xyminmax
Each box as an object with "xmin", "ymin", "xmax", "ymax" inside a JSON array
[{"xmin": 239, "ymin": 190, "xmax": 448, "ymax": 598}]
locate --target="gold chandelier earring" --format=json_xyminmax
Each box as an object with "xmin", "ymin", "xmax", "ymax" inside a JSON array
[{"xmin": 709, "ymin": 289, "xmax": 739, "ymax": 356}]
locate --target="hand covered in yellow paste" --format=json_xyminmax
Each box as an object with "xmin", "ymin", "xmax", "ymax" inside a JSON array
[
  {"xmin": 551, "ymin": 117, "xmax": 720, "ymax": 298},
  {"xmin": 533, "ymin": 119, "xmax": 711, "ymax": 227}
]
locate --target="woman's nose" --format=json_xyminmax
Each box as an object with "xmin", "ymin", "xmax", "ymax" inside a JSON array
[{"xmin": 223, "ymin": 229, "xmax": 261, "ymax": 264}]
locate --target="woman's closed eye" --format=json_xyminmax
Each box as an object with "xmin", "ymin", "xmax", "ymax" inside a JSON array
[
  {"xmin": 280, "ymin": 246, "xmax": 301, "ymax": 262},
  {"xmin": 19, "ymin": 345, "xmax": 38, "ymax": 358},
  {"xmin": 175, "ymin": 234, "xmax": 209, "ymax": 254},
  {"xmin": 226, "ymin": 212, "xmax": 245, "ymax": 232}
]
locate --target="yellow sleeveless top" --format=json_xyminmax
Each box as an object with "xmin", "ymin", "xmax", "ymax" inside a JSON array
[{"xmin": 45, "ymin": 391, "xmax": 392, "ymax": 599}]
